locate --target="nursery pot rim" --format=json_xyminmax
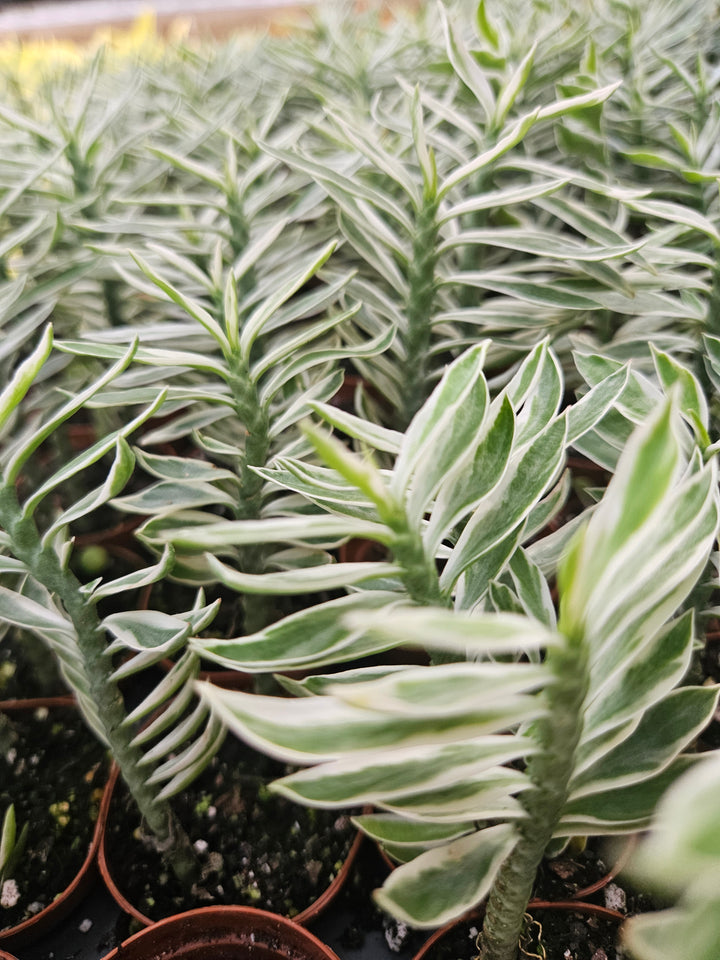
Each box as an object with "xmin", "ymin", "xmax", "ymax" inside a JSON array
[
  {"xmin": 97, "ymin": 762, "xmax": 364, "ymax": 928},
  {"xmin": 0, "ymin": 696, "xmax": 107, "ymax": 949},
  {"xmin": 99, "ymin": 904, "xmax": 342, "ymax": 959}
]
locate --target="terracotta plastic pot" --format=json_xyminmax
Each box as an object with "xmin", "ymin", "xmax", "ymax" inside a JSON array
[
  {"xmin": 98, "ymin": 763, "xmax": 364, "ymax": 928},
  {"xmin": 0, "ymin": 950, "xmax": 19, "ymax": 960},
  {"xmin": 0, "ymin": 696, "xmax": 107, "ymax": 949},
  {"xmin": 100, "ymin": 905, "xmax": 342, "ymax": 959}
]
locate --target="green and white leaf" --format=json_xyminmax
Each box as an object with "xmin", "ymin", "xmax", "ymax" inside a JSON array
[{"xmin": 373, "ymin": 824, "xmax": 517, "ymax": 928}]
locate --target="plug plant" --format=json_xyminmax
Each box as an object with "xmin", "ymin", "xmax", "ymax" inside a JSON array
[
  {"xmin": 198, "ymin": 402, "xmax": 720, "ymax": 960},
  {"xmin": 0, "ymin": 805, "xmax": 27, "ymax": 896},
  {"xmin": 0, "ymin": 329, "xmax": 223, "ymax": 885},
  {"xmin": 56, "ymin": 237, "xmax": 391, "ymax": 642}
]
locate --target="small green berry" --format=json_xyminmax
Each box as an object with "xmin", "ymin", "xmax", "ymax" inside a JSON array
[{"xmin": 77, "ymin": 546, "xmax": 110, "ymax": 576}]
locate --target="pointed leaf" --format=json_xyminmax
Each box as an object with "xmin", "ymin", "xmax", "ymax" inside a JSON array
[
  {"xmin": 22, "ymin": 390, "xmax": 167, "ymax": 517},
  {"xmin": 572, "ymin": 687, "xmax": 719, "ymax": 798},
  {"xmin": 374, "ymin": 824, "xmax": 516, "ymax": 928},
  {"xmin": 130, "ymin": 252, "xmax": 229, "ymax": 352},
  {"xmin": 0, "ymin": 583, "xmax": 75, "ymax": 643},
  {"xmin": 272, "ymin": 737, "xmax": 534, "ymax": 807},
  {"xmin": 42, "ymin": 437, "xmax": 135, "ymax": 542},
  {"xmin": 309, "ymin": 402, "xmax": 402, "ymax": 454},
  {"xmin": 5, "ymin": 340, "xmax": 139, "ymax": 484},
  {"xmin": 200, "ymin": 683, "xmax": 540, "ymax": 765},
  {"xmin": 440, "ymin": 417, "xmax": 566, "ymax": 590},
  {"xmin": 353, "ymin": 814, "xmax": 474, "ymax": 849},
  {"xmin": 425, "ymin": 396, "xmax": 514, "ymax": 552},
  {"xmin": 440, "ymin": 5, "xmax": 495, "ymax": 123},
  {"xmin": 344, "ymin": 607, "xmax": 553, "ymax": 658},
  {"xmin": 239, "ymin": 241, "xmax": 336, "ymax": 361},
  {"xmin": 206, "ymin": 555, "xmax": 402, "ymax": 595},
  {"xmin": 88, "ymin": 545, "xmax": 175, "ymax": 601},
  {"xmin": 558, "ymin": 757, "xmax": 700, "ymax": 835},
  {"xmin": 391, "ymin": 344, "xmax": 489, "ymax": 505},
  {"xmin": 112, "ymin": 480, "xmax": 235, "ymax": 515},
  {"xmin": 0, "ymin": 325, "xmax": 53, "ymax": 435},
  {"xmin": 104, "ymin": 610, "xmax": 191, "ymax": 653},
  {"xmin": 195, "ymin": 592, "xmax": 408, "ymax": 673},
  {"xmin": 159, "ymin": 515, "xmax": 391, "ymax": 552},
  {"xmin": 651, "ymin": 346, "xmax": 709, "ymax": 444},
  {"xmin": 333, "ymin": 661, "xmax": 546, "ymax": 717}
]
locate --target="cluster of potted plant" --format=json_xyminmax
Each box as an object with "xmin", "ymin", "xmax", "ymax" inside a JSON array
[{"xmin": 1, "ymin": 0, "xmax": 720, "ymax": 957}]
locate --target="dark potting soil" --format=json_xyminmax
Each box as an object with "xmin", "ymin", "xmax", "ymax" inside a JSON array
[
  {"xmin": 104, "ymin": 733, "xmax": 359, "ymax": 928},
  {"xmin": 0, "ymin": 632, "xmax": 67, "ymax": 700},
  {"xmin": 0, "ymin": 704, "xmax": 108, "ymax": 932},
  {"xmin": 419, "ymin": 910, "xmax": 623, "ymax": 960}
]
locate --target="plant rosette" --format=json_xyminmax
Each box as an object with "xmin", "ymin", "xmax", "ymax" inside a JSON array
[
  {"xmin": 98, "ymin": 733, "xmax": 363, "ymax": 929},
  {"xmin": 99, "ymin": 905, "xmax": 343, "ymax": 960},
  {"xmin": 0, "ymin": 697, "xmax": 109, "ymax": 949}
]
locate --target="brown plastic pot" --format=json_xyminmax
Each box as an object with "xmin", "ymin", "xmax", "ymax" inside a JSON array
[
  {"xmin": 100, "ymin": 905, "xmax": 341, "ymax": 959},
  {"xmin": 0, "ymin": 950, "xmax": 19, "ymax": 960},
  {"xmin": 0, "ymin": 696, "xmax": 107, "ymax": 949},
  {"xmin": 98, "ymin": 763, "xmax": 364, "ymax": 928}
]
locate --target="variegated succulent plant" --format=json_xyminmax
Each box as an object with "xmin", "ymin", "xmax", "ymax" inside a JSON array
[{"xmin": 199, "ymin": 402, "xmax": 720, "ymax": 959}]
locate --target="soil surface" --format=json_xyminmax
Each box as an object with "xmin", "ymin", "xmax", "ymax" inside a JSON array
[
  {"xmin": 0, "ymin": 632, "xmax": 67, "ymax": 701},
  {"xmin": 420, "ymin": 910, "xmax": 623, "ymax": 960},
  {"xmin": 0, "ymin": 703, "xmax": 108, "ymax": 932},
  {"xmin": 104, "ymin": 734, "xmax": 359, "ymax": 932}
]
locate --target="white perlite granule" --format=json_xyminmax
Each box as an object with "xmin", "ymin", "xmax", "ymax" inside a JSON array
[
  {"xmin": 384, "ymin": 920, "xmax": 410, "ymax": 952},
  {"xmin": 1, "ymin": 878, "xmax": 20, "ymax": 909},
  {"xmin": 604, "ymin": 882, "xmax": 627, "ymax": 913}
]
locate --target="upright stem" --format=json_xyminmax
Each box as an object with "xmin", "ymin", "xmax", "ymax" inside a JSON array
[
  {"xmin": 459, "ymin": 169, "xmax": 491, "ymax": 309},
  {"xmin": 68, "ymin": 145, "xmax": 123, "ymax": 328},
  {"xmin": 0, "ymin": 484, "xmax": 199, "ymax": 885},
  {"xmin": 101, "ymin": 278, "xmax": 124, "ymax": 327},
  {"xmin": 478, "ymin": 641, "xmax": 588, "ymax": 960},
  {"xmin": 227, "ymin": 191, "xmax": 251, "ymax": 266},
  {"xmin": 401, "ymin": 196, "xmax": 440, "ymax": 428},
  {"xmin": 226, "ymin": 357, "xmax": 275, "ymax": 644},
  {"xmin": 390, "ymin": 515, "xmax": 444, "ymax": 607}
]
